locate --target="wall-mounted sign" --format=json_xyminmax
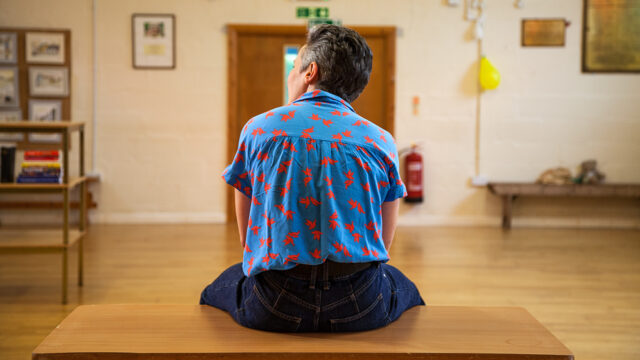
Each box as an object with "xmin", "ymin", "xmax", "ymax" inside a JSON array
[
  {"xmin": 521, "ymin": 19, "xmax": 567, "ymax": 47},
  {"xmin": 307, "ymin": 18, "xmax": 342, "ymax": 29},
  {"xmin": 296, "ymin": 7, "xmax": 329, "ymax": 19},
  {"xmin": 582, "ymin": 0, "xmax": 640, "ymax": 73}
]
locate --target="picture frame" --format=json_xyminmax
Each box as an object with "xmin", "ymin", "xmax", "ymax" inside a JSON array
[
  {"xmin": 0, "ymin": 109, "xmax": 24, "ymax": 142},
  {"xmin": 0, "ymin": 32, "xmax": 18, "ymax": 64},
  {"xmin": 0, "ymin": 66, "xmax": 20, "ymax": 107},
  {"xmin": 132, "ymin": 13, "xmax": 176, "ymax": 69},
  {"xmin": 29, "ymin": 66, "xmax": 69, "ymax": 97},
  {"xmin": 28, "ymin": 99, "xmax": 62, "ymax": 143},
  {"xmin": 521, "ymin": 19, "xmax": 567, "ymax": 47},
  {"xmin": 25, "ymin": 31, "xmax": 65, "ymax": 64},
  {"xmin": 582, "ymin": 0, "xmax": 640, "ymax": 73}
]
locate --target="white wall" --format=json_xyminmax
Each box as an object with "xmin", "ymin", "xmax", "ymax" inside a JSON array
[{"xmin": 1, "ymin": 0, "xmax": 638, "ymax": 228}]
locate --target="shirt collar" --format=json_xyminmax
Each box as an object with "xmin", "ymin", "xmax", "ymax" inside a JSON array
[{"xmin": 293, "ymin": 90, "xmax": 355, "ymax": 112}]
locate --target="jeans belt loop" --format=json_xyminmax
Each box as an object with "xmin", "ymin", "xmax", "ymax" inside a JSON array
[
  {"xmin": 309, "ymin": 264, "xmax": 317, "ymax": 289},
  {"xmin": 323, "ymin": 261, "xmax": 330, "ymax": 290}
]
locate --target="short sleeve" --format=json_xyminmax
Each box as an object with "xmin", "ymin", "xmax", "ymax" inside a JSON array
[
  {"xmin": 222, "ymin": 136, "xmax": 252, "ymax": 198},
  {"xmin": 384, "ymin": 167, "xmax": 407, "ymax": 202},
  {"xmin": 383, "ymin": 140, "xmax": 407, "ymax": 202}
]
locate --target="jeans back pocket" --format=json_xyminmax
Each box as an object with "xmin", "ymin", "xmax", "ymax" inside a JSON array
[
  {"xmin": 238, "ymin": 284, "xmax": 302, "ymax": 332},
  {"xmin": 329, "ymin": 292, "xmax": 389, "ymax": 332}
]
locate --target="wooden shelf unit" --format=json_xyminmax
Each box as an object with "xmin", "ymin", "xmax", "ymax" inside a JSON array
[{"xmin": 0, "ymin": 121, "xmax": 87, "ymax": 304}]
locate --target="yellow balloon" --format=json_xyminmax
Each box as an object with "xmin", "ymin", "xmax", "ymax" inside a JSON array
[{"xmin": 480, "ymin": 57, "xmax": 500, "ymax": 90}]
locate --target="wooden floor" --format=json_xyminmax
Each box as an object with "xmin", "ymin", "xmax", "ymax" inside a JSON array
[{"xmin": 0, "ymin": 224, "xmax": 639, "ymax": 360}]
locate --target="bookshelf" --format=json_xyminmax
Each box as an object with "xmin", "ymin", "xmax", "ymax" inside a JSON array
[{"xmin": 0, "ymin": 121, "xmax": 87, "ymax": 304}]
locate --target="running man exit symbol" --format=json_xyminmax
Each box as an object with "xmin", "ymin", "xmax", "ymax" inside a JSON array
[{"xmin": 296, "ymin": 7, "xmax": 330, "ymax": 19}]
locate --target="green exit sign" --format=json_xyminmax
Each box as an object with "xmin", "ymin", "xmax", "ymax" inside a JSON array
[
  {"xmin": 296, "ymin": 7, "xmax": 329, "ymax": 19},
  {"xmin": 307, "ymin": 18, "xmax": 342, "ymax": 28}
]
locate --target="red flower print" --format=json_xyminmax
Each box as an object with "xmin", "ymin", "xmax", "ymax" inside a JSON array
[
  {"xmin": 259, "ymin": 237, "xmax": 273, "ymax": 248},
  {"xmin": 261, "ymin": 211, "xmax": 275, "ymax": 227},
  {"xmin": 305, "ymin": 219, "xmax": 316, "ymax": 230},
  {"xmin": 283, "ymin": 231, "xmax": 300, "ymax": 246},
  {"xmin": 329, "ymin": 211, "xmax": 340, "ymax": 230},
  {"xmin": 279, "ymin": 178, "xmax": 292, "ymax": 197},
  {"xmin": 348, "ymin": 199, "xmax": 364, "ymax": 214},
  {"xmin": 281, "ymin": 110, "xmax": 296, "ymax": 121},
  {"xmin": 284, "ymin": 253, "xmax": 299, "ymax": 265},
  {"xmin": 310, "ymin": 248, "xmax": 321, "ymax": 259},
  {"xmin": 251, "ymin": 127, "xmax": 265, "ymax": 138},
  {"xmin": 344, "ymin": 221, "xmax": 354, "ymax": 233}
]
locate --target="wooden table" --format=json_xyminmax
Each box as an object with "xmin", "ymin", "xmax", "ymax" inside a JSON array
[
  {"xmin": 33, "ymin": 304, "xmax": 573, "ymax": 360},
  {"xmin": 487, "ymin": 182, "xmax": 640, "ymax": 229}
]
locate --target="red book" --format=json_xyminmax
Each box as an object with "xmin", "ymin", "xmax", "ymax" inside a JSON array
[
  {"xmin": 24, "ymin": 150, "xmax": 59, "ymax": 157},
  {"xmin": 24, "ymin": 156, "xmax": 59, "ymax": 161}
]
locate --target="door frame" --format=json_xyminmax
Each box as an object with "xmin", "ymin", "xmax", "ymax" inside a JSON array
[{"xmin": 226, "ymin": 24, "xmax": 396, "ymax": 222}]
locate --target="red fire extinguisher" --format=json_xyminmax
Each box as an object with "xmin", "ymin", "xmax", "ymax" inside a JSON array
[{"xmin": 404, "ymin": 144, "xmax": 423, "ymax": 203}]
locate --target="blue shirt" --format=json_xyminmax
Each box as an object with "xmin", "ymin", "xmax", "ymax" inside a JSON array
[{"xmin": 223, "ymin": 90, "xmax": 407, "ymax": 276}]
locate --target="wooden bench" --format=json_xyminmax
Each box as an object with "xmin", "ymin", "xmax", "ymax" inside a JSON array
[
  {"xmin": 488, "ymin": 182, "xmax": 640, "ymax": 229},
  {"xmin": 33, "ymin": 304, "xmax": 573, "ymax": 360}
]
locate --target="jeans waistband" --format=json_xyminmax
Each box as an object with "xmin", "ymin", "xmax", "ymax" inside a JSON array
[{"xmin": 276, "ymin": 261, "xmax": 374, "ymax": 280}]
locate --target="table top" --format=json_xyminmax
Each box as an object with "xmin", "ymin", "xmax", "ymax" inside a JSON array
[{"xmin": 33, "ymin": 304, "xmax": 573, "ymax": 360}]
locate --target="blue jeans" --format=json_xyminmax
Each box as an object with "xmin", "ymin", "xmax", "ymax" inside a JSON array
[{"xmin": 199, "ymin": 262, "xmax": 425, "ymax": 332}]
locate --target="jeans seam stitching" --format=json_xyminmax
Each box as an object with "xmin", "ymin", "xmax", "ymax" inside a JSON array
[
  {"xmin": 263, "ymin": 272, "xmax": 319, "ymax": 311},
  {"xmin": 329, "ymin": 292, "xmax": 384, "ymax": 325},
  {"xmin": 321, "ymin": 267, "xmax": 378, "ymax": 311},
  {"xmin": 252, "ymin": 284, "xmax": 302, "ymax": 324}
]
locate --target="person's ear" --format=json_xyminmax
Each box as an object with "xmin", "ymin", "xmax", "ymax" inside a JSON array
[{"xmin": 304, "ymin": 61, "xmax": 319, "ymax": 85}]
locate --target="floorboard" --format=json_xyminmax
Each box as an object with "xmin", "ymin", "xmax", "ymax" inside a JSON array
[{"xmin": 0, "ymin": 224, "xmax": 638, "ymax": 359}]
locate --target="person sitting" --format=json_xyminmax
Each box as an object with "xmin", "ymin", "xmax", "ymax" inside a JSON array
[{"xmin": 200, "ymin": 24, "xmax": 425, "ymax": 332}]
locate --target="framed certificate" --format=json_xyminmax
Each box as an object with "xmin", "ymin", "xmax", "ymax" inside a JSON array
[{"xmin": 132, "ymin": 14, "xmax": 176, "ymax": 69}]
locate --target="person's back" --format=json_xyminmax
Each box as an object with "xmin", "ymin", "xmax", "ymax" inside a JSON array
[{"xmin": 200, "ymin": 24, "xmax": 424, "ymax": 332}]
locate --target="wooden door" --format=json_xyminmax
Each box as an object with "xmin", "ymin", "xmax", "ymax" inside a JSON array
[{"xmin": 227, "ymin": 25, "xmax": 396, "ymax": 222}]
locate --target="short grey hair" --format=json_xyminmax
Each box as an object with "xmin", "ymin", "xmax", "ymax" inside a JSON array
[{"xmin": 299, "ymin": 24, "xmax": 373, "ymax": 103}]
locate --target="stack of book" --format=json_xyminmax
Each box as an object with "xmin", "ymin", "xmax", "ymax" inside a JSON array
[{"xmin": 16, "ymin": 150, "xmax": 63, "ymax": 184}]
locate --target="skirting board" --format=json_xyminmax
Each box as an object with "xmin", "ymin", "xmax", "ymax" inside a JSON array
[
  {"xmin": 398, "ymin": 215, "xmax": 640, "ymax": 229},
  {"xmin": 89, "ymin": 212, "xmax": 226, "ymax": 224}
]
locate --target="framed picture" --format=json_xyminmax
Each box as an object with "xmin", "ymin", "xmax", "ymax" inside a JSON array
[
  {"xmin": 582, "ymin": 0, "xmax": 640, "ymax": 73},
  {"xmin": 25, "ymin": 32, "xmax": 65, "ymax": 64},
  {"xmin": 28, "ymin": 99, "xmax": 62, "ymax": 143},
  {"xmin": 29, "ymin": 66, "xmax": 69, "ymax": 97},
  {"xmin": 522, "ymin": 19, "xmax": 567, "ymax": 47},
  {"xmin": 0, "ymin": 109, "xmax": 24, "ymax": 142},
  {"xmin": 0, "ymin": 32, "xmax": 17, "ymax": 64},
  {"xmin": 132, "ymin": 14, "xmax": 176, "ymax": 69},
  {"xmin": 0, "ymin": 66, "xmax": 19, "ymax": 107}
]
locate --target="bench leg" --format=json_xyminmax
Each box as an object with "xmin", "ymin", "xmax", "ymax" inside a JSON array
[{"xmin": 502, "ymin": 195, "xmax": 513, "ymax": 230}]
